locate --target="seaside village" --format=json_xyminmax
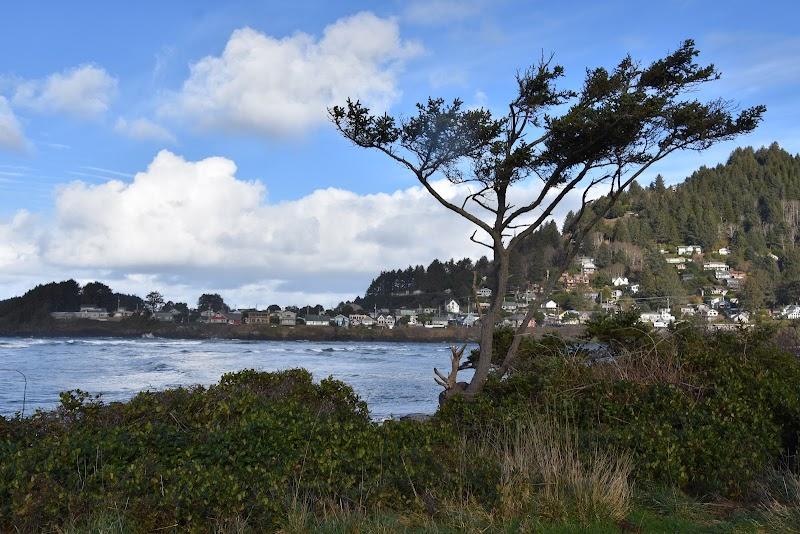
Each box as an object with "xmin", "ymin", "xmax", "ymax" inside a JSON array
[
  {"xmin": 51, "ymin": 244, "xmax": 800, "ymax": 330},
  {"xmin": 52, "ymin": 245, "xmax": 800, "ymax": 329}
]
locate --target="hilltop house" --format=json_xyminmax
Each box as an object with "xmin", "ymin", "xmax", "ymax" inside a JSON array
[
  {"xmin": 578, "ymin": 257, "xmax": 597, "ymax": 275},
  {"xmin": 703, "ymin": 261, "xmax": 729, "ymax": 271},
  {"xmin": 612, "ymin": 276, "xmax": 629, "ymax": 287},
  {"xmin": 445, "ymin": 299, "xmax": 460, "ymax": 314},
  {"xmin": 477, "ymin": 287, "xmax": 492, "ymax": 298},
  {"xmin": 349, "ymin": 314, "xmax": 375, "ymax": 327},
  {"xmin": 640, "ymin": 309, "xmax": 675, "ymax": 328},
  {"xmin": 153, "ymin": 309, "xmax": 181, "ymax": 322},
  {"xmin": 782, "ymin": 305, "xmax": 800, "ymax": 320},
  {"xmin": 677, "ymin": 245, "xmax": 702, "ymax": 256}
]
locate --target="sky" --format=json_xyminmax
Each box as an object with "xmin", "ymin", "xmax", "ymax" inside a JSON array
[{"xmin": 0, "ymin": 0, "xmax": 798, "ymax": 308}]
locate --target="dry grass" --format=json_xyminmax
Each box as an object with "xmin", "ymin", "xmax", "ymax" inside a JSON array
[
  {"xmin": 485, "ymin": 415, "xmax": 633, "ymax": 524},
  {"xmin": 584, "ymin": 329, "xmax": 693, "ymax": 391},
  {"xmin": 755, "ymin": 467, "xmax": 800, "ymax": 533}
]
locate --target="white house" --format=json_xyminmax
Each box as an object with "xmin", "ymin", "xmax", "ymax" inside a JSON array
[
  {"xmin": 703, "ymin": 308, "xmax": 720, "ymax": 320},
  {"xmin": 704, "ymin": 261, "xmax": 729, "ymax": 271},
  {"xmin": 501, "ymin": 301, "xmax": 520, "ymax": 312},
  {"xmin": 677, "ymin": 245, "xmax": 702, "ymax": 256},
  {"xmin": 640, "ymin": 308, "xmax": 675, "ymax": 328},
  {"xmin": 477, "ymin": 287, "xmax": 492, "ymax": 298},
  {"xmin": 578, "ymin": 257, "xmax": 597, "ymax": 275},
  {"xmin": 445, "ymin": 299, "xmax": 460, "ymax": 314},
  {"xmin": 730, "ymin": 312, "xmax": 750, "ymax": 324},
  {"xmin": 303, "ymin": 315, "xmax": 330, "ymax": 326},
  {"xmin": 612, "ymin": 276, "xmax": 629, "ymax": 287},
  {"xmin": 782, "ymin": 305, "xmax": 800, "ymax": 320},
  {"xmin": 376, "ymin": 314, "xmax": 396, "ymax": 329},
  {"xmin": 425, "ymin": 317, "xmax": 449, "ymax": 328},
  {"xmin": 333, "ymin": 314, "xmax": 350, "ymax": 328},
  {"xmin": 630, "ymin": 284, "xmax": 640, "ymax": 294},
  {"xmin": 541, "ymin": 300, "xmax": 558, "ymax": 311},
  {"xmin": 665, "ymin": 256, "xmax": 686, "ymax": 264},
  {"xmin": 462, "ymin": 313, "xmax": 479, "ymax": 327},
  {"xmin": 718, "ymin": 247, "xmax": 731, "ymax": 255}
]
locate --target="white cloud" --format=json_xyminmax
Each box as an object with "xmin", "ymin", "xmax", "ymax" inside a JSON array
[
  {"xmin": 0, "ymin": 150, "xmax": 585, "ymax": 306},
  {"xmin": 0, "ymin": 96, "xmax": 28, "ymax": 152},
  {"xmin": 13, "ymin": 64, "xmax": 117, "ymax": 118},
  {"xmin": 162, "ymin": 12, "xmax": 422, "ymax": 137},
  {"xmin": 115, "ymin": 117, "xmax": 176, "ymax": 143}
]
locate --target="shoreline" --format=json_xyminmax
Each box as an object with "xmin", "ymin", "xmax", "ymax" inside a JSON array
[{"xmin": 0, "ymin": 320, "xmax": 585, "ymax": 342}]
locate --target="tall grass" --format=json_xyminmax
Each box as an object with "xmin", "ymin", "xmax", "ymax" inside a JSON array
[{"xmin": 490, "ymin": 415, "xmax": 633, "ymax": 524}]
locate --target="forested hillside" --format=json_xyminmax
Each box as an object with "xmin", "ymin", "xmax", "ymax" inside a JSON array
[
  {"xmin": 360, "ymin": 144, "xmax": 800, "ymax": 309},
  {"xmin": 0, "ymin": 280, "xmax": 144, "ymax": 325}
]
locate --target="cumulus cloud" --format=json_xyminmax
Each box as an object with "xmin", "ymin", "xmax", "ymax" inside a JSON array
[
  {"xmin": 115, "ymin": 117, "xmax": 176, "ymax": 143},
  {"xmin": 13, "ymin": 64, "xmax": 117, "ymax": 118},
  {"xmin": 0, "ymin": 150, "xmax": 584, "ymax": 305},
  {"xmin": 0, "ymin": 96, "xmax": 28, "ymax": 152},
  {"xmin": 162, "ymin": 12, "xmax": 422, "ymax": 137}
]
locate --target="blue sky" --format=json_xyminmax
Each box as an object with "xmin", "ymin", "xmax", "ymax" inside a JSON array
[{"xmin": 0, "ymin": 0, "xmax": 798, "ymax": 306}]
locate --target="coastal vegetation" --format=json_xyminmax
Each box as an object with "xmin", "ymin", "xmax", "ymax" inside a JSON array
[{"xmin": 2, "ymin": 321, "xmax": 800, "ymax": 531}]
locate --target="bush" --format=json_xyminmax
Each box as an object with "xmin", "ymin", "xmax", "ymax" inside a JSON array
[
  {"xmin": 439, "ymin": 326, "xmax": 800, "ymax": 497},
  {"xmin": 0, "ymin": 369, "xmax": 445, "ymax": 532}
]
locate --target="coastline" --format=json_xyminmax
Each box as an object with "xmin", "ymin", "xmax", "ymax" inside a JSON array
[{"xmin": 0, "ymin": 319, "xmax": 585, "ymax": 342}]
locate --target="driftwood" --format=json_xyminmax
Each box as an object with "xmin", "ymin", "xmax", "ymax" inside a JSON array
[{"xmin": 435, "ymin": 344, "xmax": 468, "ymax": 404}]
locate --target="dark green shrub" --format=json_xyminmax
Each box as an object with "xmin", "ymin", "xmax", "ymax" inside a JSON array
[
  {"xmin": 0, "ymin": 369, "xmax": 447, "ymax": 532},
  {"xmin": 439, "ymin": 327, "xmax": 800, "ymax": 497}
]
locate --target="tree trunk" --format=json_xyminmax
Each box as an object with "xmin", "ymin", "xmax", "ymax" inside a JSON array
[{"xmin": 466, "ymin": 248, "xmax": 509, "ymax": 394}]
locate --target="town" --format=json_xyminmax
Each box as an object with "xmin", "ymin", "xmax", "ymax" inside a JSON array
[{"xmin": 46, "ymin": 241, "xmax": 800, "ymax": 332}]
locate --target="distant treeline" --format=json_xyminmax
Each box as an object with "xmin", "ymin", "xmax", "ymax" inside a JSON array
[{"xmin": 0, "ymin": 280, "xmax": 143, "ymax": 325}]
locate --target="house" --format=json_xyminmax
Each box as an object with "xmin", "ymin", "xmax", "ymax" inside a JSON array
[
  {"xmin": 501, "ymin": 301, "xmax": 520, "ymax": 312},
  {"xmin": 665, "ymin": 256, "xmax": 686, "ymax": 264},
  {"xmin": 677, "ymin": 245, "xmax": 702, "ymax": 256},
  {"xmin": 333, "ymin": 314, "xmax": 350, "ymax": 328},
  {"xmin": 781, "ymin": 305, "xmax": 800, "ymax": 320},
  {"xmin": 541, "ymin": 300, "xmax": 558, "ymax": 311},
  {"xmin": 246, "ymin": 311, "xmax": 272, "ymax": 325},
  {"xmin": 303, "ymin": 315, "xmax": 330, "ymax": 326},
  {"xmin": 276, "ymin": 310, "xmax": 296, "ymax": 326},
  {"xmin": 703, "ymin": 261, "xmax": 729, "ymax": 271},
  {"xmin": 504, "ymin": 313, "xmax": 535, "ymax": 328},
  {"xmin": 153, "ymin": 309, "xmax": 180, "ymax": 322},
  {"xmin": 425, "ymin": 316, "xmax": 449, "ymax": 328},
  {"xmin": 718, "ymin": 247, "xmax": 731, "ymax": 255},
  {"xmin": 376, "ymin": 314, "xmax": 396, "ymax": 329},
  {"xmin": 680, "ymin": 306, "xmax": 696, "ymax": 316},
  {"xmin": 461, "ymin": 313, "xmax": 480, "ymax": 327},
  {"xmin": 407, "ymin": 314, "xmax": 419, "ymax": 326},
  {"xmin": 612, "ymin": 276, "xmax": 629, "ymax": 287},
  {"xmin": 578, "ymin": 257, "xmax": 597, "ymax": 275},
  {"xmin": 630, "ymin": 284, "xmax": 640, "ymax": 294},
  {"xmin": 207, "ymin": 312, "xmax": 229, "ymax": 324},
  {"xmin": 51, "ymin": 306, "xmax": 110, "ymax": 321},
  {"xmin": 113, "ymin": 307, "xmax": 136, "ymax": 319},
  {"xmin": 611, "ymin": 289, "xmax": 623, "ymax": 300},
  {"xmin": 714, "ymin": 270, "xmax": 731, "ymax": 280},
  {"xmin": 703, "ymin": 308, "xmax": 720, "ymax": 321},
  {"xmin": 445, "ymin": 299, "xmax": 460, "ymax": 314},
  {"xmin": 477, "ymin": 287, "xmax": 492, "ymax": 298},
  {"xmin": 561, "ymin": 272, "xmax": 590, "ymax": 290},
  {"xmin": 730, "ymin": 312, "xmax": 750, "ymax": 324},
  {"xmin": 349, "ymin": 314, "xmax": 374, "ymax": 327},
  {"xmin": 640, "ymin": 309, "xmax": 675, "ymax": 328}
]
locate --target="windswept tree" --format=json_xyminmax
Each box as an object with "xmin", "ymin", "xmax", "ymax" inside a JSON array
[{"xmin": 331, "ymin": 40, "xmax": 764, "ymax": 397}]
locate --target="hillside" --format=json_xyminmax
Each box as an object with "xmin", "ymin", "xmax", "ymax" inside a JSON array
[{"xmin": 359, "ymin": 144, "xmax": 800, "ymax": 310}]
